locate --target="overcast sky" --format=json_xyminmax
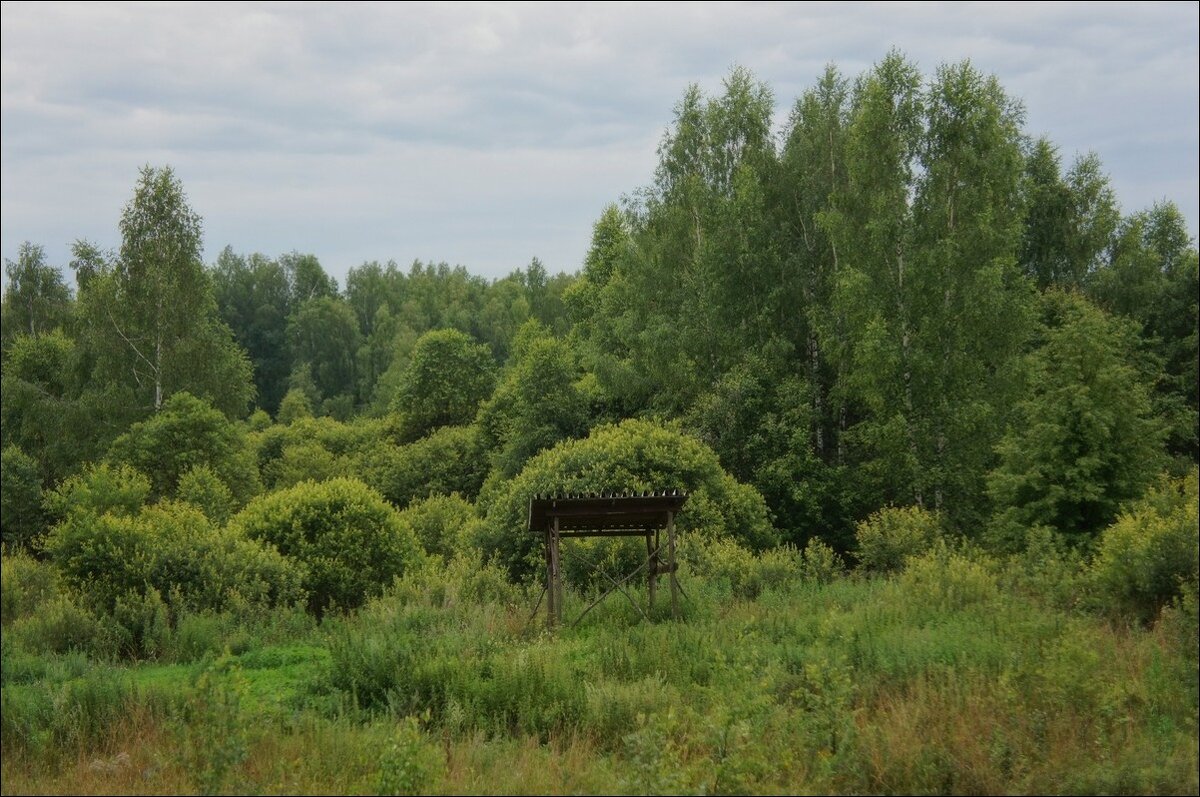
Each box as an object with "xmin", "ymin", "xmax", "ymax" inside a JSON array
[{"xmin": 2, "ymin": 2, "xmax": 1197, "ymax": 286}]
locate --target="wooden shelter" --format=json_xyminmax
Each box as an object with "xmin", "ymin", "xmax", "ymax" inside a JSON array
[{"xmin": 527, "ymin": 490, "xmax": 688, "ymax": 627}]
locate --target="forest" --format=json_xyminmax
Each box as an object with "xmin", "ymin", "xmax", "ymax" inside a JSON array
[{"xmin": 1, "ymin": 55, "xmax": 1197, "ymax": 795}]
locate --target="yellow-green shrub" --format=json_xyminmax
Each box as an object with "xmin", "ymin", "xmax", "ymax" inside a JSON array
[
  {"xmin": 42, "ymin": 500, "xmax": 304, "ymax": 615},
  {"xmin": 397, "ymin": 493, "xmax": 481, "ymax": 561},
  {"xmin": 478, "ymin": 419, "xmax": 776, "ymax": 581},
  {"xmin": 854, "ymin": 505, "xmax": 940, "ymax": 573},
  {"xmin": 228, "ymin": 478, "xmax": 422, "ymax": 614},
  {"xmin": 1089, "ymin": 469, "xmax": 1199, "ymax": 624}
]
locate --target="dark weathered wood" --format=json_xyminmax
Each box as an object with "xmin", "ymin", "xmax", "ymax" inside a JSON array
[
  {"xmin": 667, "ymin": 510, "xmax": 678, "ymax": 618},
  {"xmin": 646, "ymin": 533, "xmax": 657, "ymax": 611},
  {"xmin": 524, "ymin": 492, "xmax": 689, "ymax": 629},
  {"xmin": 544, "ymin": 526, "xmax": 555, "ymax": 628}
]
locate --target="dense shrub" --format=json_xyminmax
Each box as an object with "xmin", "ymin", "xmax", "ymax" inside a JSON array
[
  {"xmin": 397, "ymin": 494, "xmax": 481, "ymax": 561},
  {"xmin": 853, "ymin": 506, "xmax": 940, "ymax": 573},
  {"xmin": 1, "ymin": 445, "xmax": 45, "ymax": 548},
  {"xmin": 107, "ymin": 392, "xmax": 260, "ymax": 503},
  {"xmin": 478, "ymin": 419, "xmax": 776, "ymax": 581},
  {"xmin": 43, "ymin": 462, "xmax": 151, "ymax": 521},
  {"xmin": 1089, "ymin": 469, "xmax": 1199, "ymax": 624},
  {"xmin": 228, "ymin": 478, "xmax": 423, "ymax": 614},
  {"xmin": 684, "ymin": 536, "xmax": 801, "ymax": 599},
  {"xmin": 389, "ymin": 328, "xmax": 495, "ymax": 442},
  {"xmin": 176, "ymin": 464, "xmax": 236, "ymax": 525},
  {"xmin": 1, "ymin": 552, "xmax": 60, "ymax": 626},
  {"xmin": 42, "ymin": 500, "xmax": 304, "ymax": 615},
  {"xmin": 251, "ymin": 415, "xmax": 383, "ymax": 487},
  {"xmin": 357, "ymin": 424, "xmax": 488, "ymax": 508}
]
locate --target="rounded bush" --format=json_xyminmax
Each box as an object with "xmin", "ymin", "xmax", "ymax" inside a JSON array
[
  {"xmin": 1090, "ymin": 469, "xmax": 1199, "ymax": 624},
  {"xmin": 478, "ymin": 419, "xmax": 776, "ymax": 581},
  {"xmin": 397, "ymin": 494, "xmax": 481, "ymax": 562},
  {"xmin": 854, "ymin": 505, "xmax": 940, "ymax": 573},
  {"xmin": 42, "ymin": 500, "xmax": 304, "ymax": 616},
  {"xmin": 228, "ymin": 478, "xmax": 423, "ymax": 614}
]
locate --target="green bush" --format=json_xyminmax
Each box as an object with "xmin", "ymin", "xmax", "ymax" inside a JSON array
[
  {"xmin": 1089, "ymin": 469, "xmax": 1199, "ymax": 624},
  {"xmin": 389, "ymin": 328, "xmax": 495, "ymax": 442},
  {"xmin": 357, "ymin": 424, "xmax": 488, "ymax": 508},
  {"xmin": 853, "ymin": 505, "xmax": 940, "ymax": 573},
  {"xmin": 229, "ymin": 478, "xmax": 423, "ymax": 614},
  {"xmin": 397, "ymin": 494, "xmax": 480, "ymax": 561},
  {"xmin": 43, "ymin": 500, "xmax": 305, "ymax": 616},
  {"xmin": 176, "ymin": 464, "xmax": 236, "ymax": 525},
  {"xmin": 1, "ymin": 552, "xmax": 60, "ymax": 626},
  {"xmin": 800, "ymin": 538, "xmax": 845, "ymax": 585},
  {"xmin": 684, "ymin": 536, "xmax": 800, "ymax": 599},
  {"xmin": 276, "ymin": 387, "xmax": 314, "ymax": 424},
  {"xmin": 376, "ymin": 716, "xmax": 445, "ymax": 796},
  {"xmin": 479, "ymin": 419, "xmax": 776, "ymax": 581},
  {"xmin": 264, "ymin": 440, "xmax": 346, "ymax": 489},
  {"xmin": 897, "ymin": 542, "xmax": 1000, "ymax": 613},
  {"xmin": 43, "ymin": 462, "xmax": 150, "ymax": 522},
  {"xmin": 1, "ymin": 445, "xmax": 45, "ymax": 548},
  {"xmin": 107, "ymin": 391, "xmax": 261, "ymax": 503},
  {"xmin": 5, "ymin": 595, "xmax": 112, "ymax": 657}
]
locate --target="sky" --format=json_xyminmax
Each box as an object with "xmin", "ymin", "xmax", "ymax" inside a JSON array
[{"xmin": 2, "ymin": 1, "xmax": 1197, "ymax": 286}]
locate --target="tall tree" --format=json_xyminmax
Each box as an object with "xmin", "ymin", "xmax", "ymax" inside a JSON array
[
  {"xmin": 988, "ymin": 291, "xmax": 1166, "ymax": 546},
  {"xmin": 75, "ymin": 165, "xmax": 253, "ymax": 417},
  {"xmin": 1, "ymin": 242, "xmax": 72, "ymax": 350},
  {"xmin": 824, "ymin": 54, "xmax": 1034, "ymax": 525},
  {"xmin": 287, "ymin": 296, "xmax": 361, "ymax": 407},
  {"xmin": 211, "ymin": 247, "xmax": 293, "ymax": 413}
]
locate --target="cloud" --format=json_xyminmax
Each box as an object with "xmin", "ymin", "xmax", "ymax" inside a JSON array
[{"xmin": 2, "ymin": 1, "xmax": 1197, "ymax": 282}]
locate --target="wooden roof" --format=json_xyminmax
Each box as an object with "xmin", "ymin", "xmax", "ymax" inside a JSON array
[{"xmin": 527, "ymin": 490, "xmax": 688, "ymax": 534}]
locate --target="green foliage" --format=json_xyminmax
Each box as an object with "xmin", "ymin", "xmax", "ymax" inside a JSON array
[
  {"xmin": 176, "ymin": 464, "xmax": 236, "ymax": 526},
  {"xmin": 211, "ymin": 247, "xmax": 294, "ymax": 414},
  {"xmin": 1, "ymin": 552, "xmax": 60, "ymax": 627},
  {"xmin": 897, "ymin": 542, "xmax": 1001, "ymax": 614},
  {"xmin": 1089, "ymin": 469, "xmax": 1199, "ymax": 624},
  {"xmin": 43, "ymin": 499, "xmax": 304, "ymax": 617},
  {"xmin": 357, "ymin": 424, "xmax": 488, "ymax": 508},
  {"xmin": 43, "ymin": 462, "xmax": 151, "ymax": 521},
  {"xmin": 180, "ymin": 654, "xmax": 251, "ymax": 795},
  {"xmin": 684, "ymin": 536, "xmax": 802, "ymax": 599},
  {"xmin": 1, "ymin": 241, "xmax": 72, "ymax": 349},
  {"xmin": 390, "ymin": 329, "xmax": 495, "ymax": 442},
  {"xmin": 2, "ymin": 445, "xmax": 45, "ymax": 548},
  {"xmin": 799, "ymin": 537, "xmax": 845, "ymax": 584},
  {"xmin": 479, "ymin": 418, "xmax": 776, "ymax": 581},
  {"xmin": 1, "ymin": 330, "xmax": 85, "ymax": 483},
  {"xmin": 276, "ymin": 387, "xmax": 314, "ymax": 424},
  {"xmin": 687, "ymin": 355, "xmax": 853, "ymax": 549},
  {"xmin": 73, "ymin": 166, "xmax": 255, "ymax": 418},
  {"xmin": 396, "ymin": 494, "xmax": 480, "ymax": 562},
  {"xmin": 229, "ymin": 478, "xmax": 423, "ymax": 614},
  {"xmin": 854, "ymin": 505, "xmax": 940, "ymax": 573},
  {"xmin": 375, "ymin": 716, "xmax": 445, "ymax": 796},
  {"xmin": 988, "ymin": 291, "xmax": 1166, "ymax": 545},
  {"xmin": 477, "ymin": 321, "xmax": 589, "ymax": 477},
  {"xmin": 288, "ymin": 295, "xmax": 362, "ymax": 406},
  {"xmin": 108, "ymin": 391, "xmax": 261, "ymax": 504}
]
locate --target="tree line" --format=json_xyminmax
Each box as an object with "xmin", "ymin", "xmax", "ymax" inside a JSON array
[{"xmin": 2, "ymin": 52, "xmax": 1197, "ymax": 561}]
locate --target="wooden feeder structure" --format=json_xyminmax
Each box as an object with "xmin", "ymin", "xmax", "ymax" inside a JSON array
[{"xmin": 527, "ymin": 489, "xmax": 688, "ymax": 628}]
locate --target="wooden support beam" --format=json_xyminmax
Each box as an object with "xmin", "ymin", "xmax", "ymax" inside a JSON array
[{"xmin": 667, "ymin": 510, "xmax": 678, "ymax": 619}]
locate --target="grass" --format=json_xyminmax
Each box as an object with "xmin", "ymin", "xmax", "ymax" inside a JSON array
[{"xmin": 2, "ymin": 545, "xmax": 1197, "ymax": 795}]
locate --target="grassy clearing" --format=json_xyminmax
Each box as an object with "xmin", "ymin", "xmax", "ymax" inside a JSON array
[{"xmin": 2, "ymin": 545, "xmax": 1197, "ymax": 795}]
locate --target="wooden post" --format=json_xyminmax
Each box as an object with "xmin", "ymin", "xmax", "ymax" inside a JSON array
[
  {"xmin": 667, "ymin": 510, "xmax": 678, "ymax": 618},
  {"xmin": 646, "ymin": 532, "xmax": 657, "ymax": 612},
  {"xmin": 545, "ymin": 524, "xmax": 555, "ymax": 628},
  {"xmin": 551, "ymin": 515, "xmax": 563, "ymax": 625}
]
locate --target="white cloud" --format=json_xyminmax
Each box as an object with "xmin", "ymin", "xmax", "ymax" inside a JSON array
[{"xmin": 2, "ymin": 1, "xmax": 1196, "ymax": 282}]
